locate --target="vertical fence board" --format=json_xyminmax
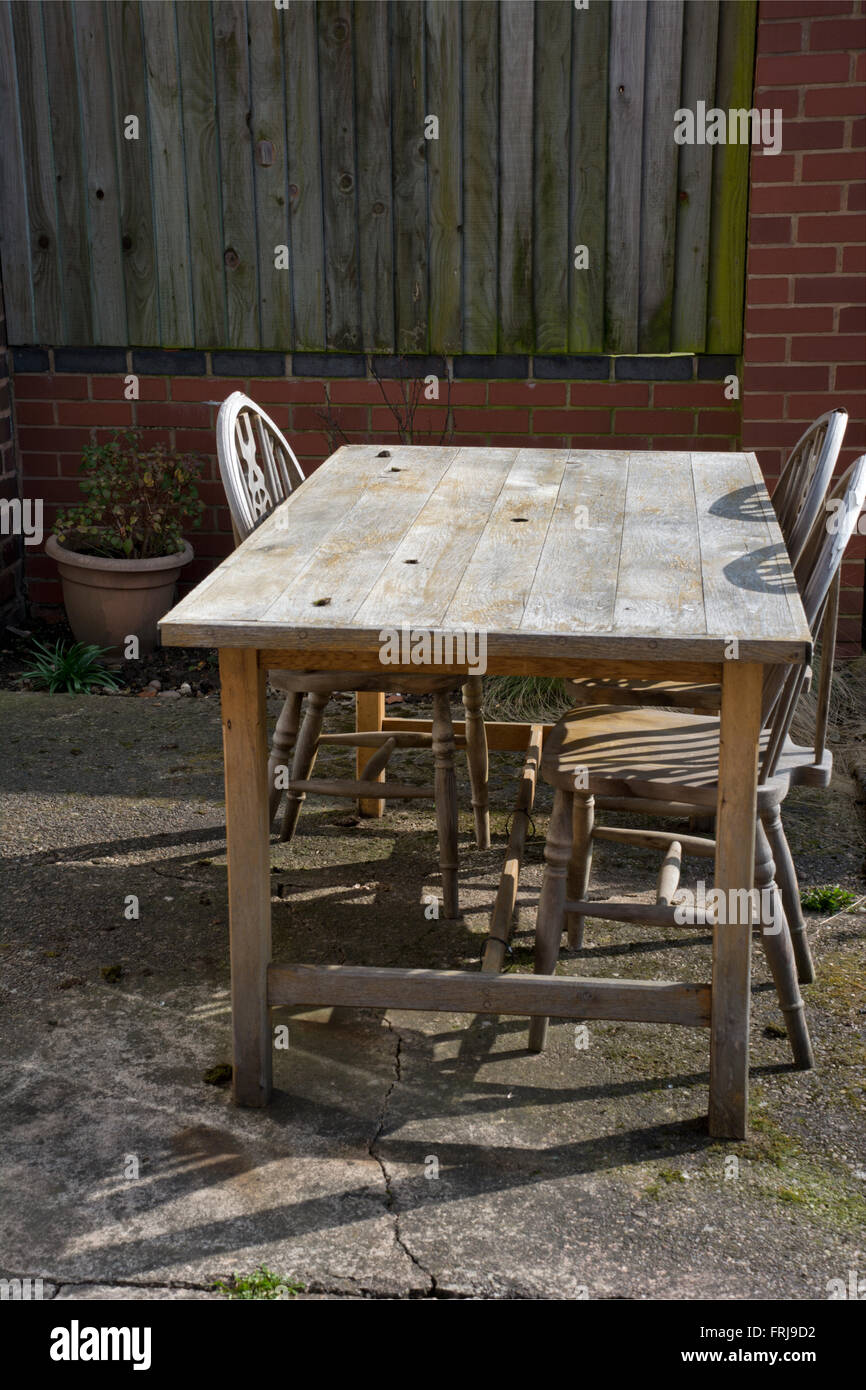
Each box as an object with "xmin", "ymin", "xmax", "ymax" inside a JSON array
[
  {"xmin": 104, "ymin": 0, "xmax": 158, "ymax": 346},
  {"xmin": 392, "ymin": 0, "xmax": 428, "ymax": 353},
  {"xmin": 461, "ymin": 0, "xmax": 498, "ymax": 354},
  {"xmin": 0, "ymin": 3, "xmax": 35, "ymax": 341},
  {"xmin": 605, "ymin": 0, "xmax": 647, "ymax": 354},
  {"xmin": 318, "ymin": 1, "xmax": 361, "ymax": 351},
  {"xmin": 355, "ymin": 0, "xmax": 395, "ymax": 353},
  {"xmin": 706, "ymin": 0, "xmax": 757, "ymax": 355},
  {"xmin": 426, "ymin": 0, "xmax": 462, "ymax": 356},
  {"xmin": 42, "ymin": 0, "xmax": 92, "ymax": 343},
  {"xmin": 638, "ymin": 0, "xmax": 684, "ymax": 353},
  {"xmin": 73, "ymin": 2, "xmax": 127, "ymax": 345},
  {"xmin": 141, "ymin": 0, "xmax": 193, "ymax": 345},
  {"xmin": 249, "ymin": 0, "xmax": 292, "ymax": 352},
  {"xmin": 176, "ymin": 0, "xmax": 226, "ymax": 348},
  {"xmin": 284, "ymin": 0, "xmax": 326, "ymax": 351},
  {"xmin": 499, "ymin": 1, "xmax": 534, "ymax": 352},
  {"xmin": 213, "ymin": 0, "xmax": 260, "ymax": 349},
  {"xmin": 533, "ymin": 0, "xmax": 571, "ymax": 355},
  {"xmin": 569, "ymin": 0, "xmax": 609, "ymax": 353},
  {"xmin": 672, "ymin": 0, "xmax": 719, "ymax": 353}
]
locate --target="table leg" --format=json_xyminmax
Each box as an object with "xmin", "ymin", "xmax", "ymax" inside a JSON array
[
  {"xmin": 356, "ymin": 690, "xmax": 385, "ymax": 816},
  {"xmin": 220, "ymin": 648, "xmax": 272, "ymax": 1107},
  {"xmin": 709, "ymin": 660, "xmax": 764, "ymax": 1139}
]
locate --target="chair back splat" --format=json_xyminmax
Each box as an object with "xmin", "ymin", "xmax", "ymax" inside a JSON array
[
  {"xmin": 761, "ymin": 453, "xmax": 866, "ymax": 783},
  {"xmin": 771, "ymin": 408, "xmax": 847, "ymax": 566},
  {"xmin": 216, "ymin": 391, "xmax": 305, "ymax": 542}
]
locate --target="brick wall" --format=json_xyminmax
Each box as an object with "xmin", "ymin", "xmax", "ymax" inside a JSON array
[
  {"xmin": 11, "ymin": 351, "xmax": 740, "ymax": 612},
  {"xmin": 744, "ymin": 0, "xmax": 866, "ymax": 655},
  {"xmin": 0, "ymin": 272, "xmax": 23, "ymax": 629}
]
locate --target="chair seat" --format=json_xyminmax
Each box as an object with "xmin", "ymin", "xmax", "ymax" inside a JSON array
[
  {"xmin": 542, "ymin": 704, "xmax": 831, "ymax": 809},
  {"xmin": 268, "ymin": 669, "xmax": 462, "ymax": 696}
]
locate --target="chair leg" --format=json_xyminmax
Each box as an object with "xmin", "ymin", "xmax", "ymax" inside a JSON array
[
  {"xmin": 754, "ymin": 821, "xmax": 814, "ymax": 1070},
  {"xmin": 566, "ymin": 793, "xmax": 594, "ymax": 950},
  {"xmin": 268, "ymin": 691, "xmax": 303, "ymax": 827},
  {"xmin": 280, "ymin": 691, "xmax": 330, "ymax": 844},
  {"xmin": 462, "ymin": 676, "xmax": 490, "ymax": 850},
  {"xmin": 528, "ymin": 788, "xmax": 573, "ymax": 1054},
  {"xmin": 432, "ymin": 691, "xmax": 460, "ymax": 920},
  {"xmin": 762, "ymin": 805, "xmax": 815, "ymax": 985}
]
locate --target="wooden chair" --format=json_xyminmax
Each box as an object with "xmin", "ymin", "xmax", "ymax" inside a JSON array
[
  {"xmin": 216, "ymin": 392, "xmax": 490, "ymax": 919},
  {"xmin": 528, "ymin": 454, "xmax": 866, "ymax": 1067},
  {"xmin": 565, "ymin": 410, "xmax": 847, "ymax": 713}
]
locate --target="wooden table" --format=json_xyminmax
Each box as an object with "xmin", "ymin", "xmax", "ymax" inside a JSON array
[{"xmin": 160, "ymin": 445, "xmax": 811, "ymax": 1139}]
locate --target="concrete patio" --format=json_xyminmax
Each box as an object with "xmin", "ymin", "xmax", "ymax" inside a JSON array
[{"xmin": 0, "ymin": 688, "xmax": 863, "ymax": 1300}]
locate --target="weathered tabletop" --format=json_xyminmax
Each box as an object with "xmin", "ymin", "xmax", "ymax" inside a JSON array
[
  {"xmin": 159, "ymin": 446, "xmax": 812, "ymax": 1142},
  {"xmin": 160, "ymin": 445, "xmax": 812, "ymax": 667}
]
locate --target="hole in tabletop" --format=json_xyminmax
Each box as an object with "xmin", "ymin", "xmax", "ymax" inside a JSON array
[
  {"xmin": 511, "ymin": 516, "xmax": 529, "ymax": 523},
  {"xmin": 312, "ymin": 597, "xmax": 332, "ymax": 607}
]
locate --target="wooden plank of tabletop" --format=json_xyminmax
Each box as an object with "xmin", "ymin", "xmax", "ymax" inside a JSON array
[
  {"xmin": 522, "ymin": 451, "xmax": 629, "ymax": 633},
  {"xmin": 693, "ymin": 451, "xmax": 811, "ymax": 643},
  {"xmin": 612, "ymin": 451, "xmax": 705, "ymax": 634},
  {"xmin": 354, "ymin": 447, "xmax": 518, "ymax": 628},
  {"xmin": 442, "ymin": 449, "xmax": 568, "ymax": 631}
]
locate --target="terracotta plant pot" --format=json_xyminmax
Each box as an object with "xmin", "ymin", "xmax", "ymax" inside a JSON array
[{"xmin": 45, "ymin": 534, "xmax": 194, "ymax": 660}]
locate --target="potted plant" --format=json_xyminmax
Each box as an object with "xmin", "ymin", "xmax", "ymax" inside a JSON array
[{"xmin": 46, "ymin": 430, "xmax": 204, "ymax": 659}]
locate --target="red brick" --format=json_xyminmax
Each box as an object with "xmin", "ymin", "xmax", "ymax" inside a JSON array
[
  {"xmin": 488, "ymin": 382, "xmax": 566, "ymax": 406},
  {"xmin": 22, "ymin": 478, "xmax": 82, "ymax": 503},
  {"xmin": 15, "ymin": 400, "xmax": 56, "ymax": 426},
  {"xmin": 798, "ymin": 213, "xmax": 866, "ymax": 243},
  {"xmin": 749, "ymin": 154, "xmax": 797, "ymax": 184},
  {"xmin": 748, "ymin": 245, "xmax": 837, "ymax": 274},
  {"xmin": 56, "ymin": 401, "xmax": 133, "ymax": 426},
  {"xmin": 795, "ymin": 275, "xmax": 866, "ymax": 303},
  {"xmin": 843, "ymin": 245, "xmax": 866, "ymax": 272},
  {"xmin": 758, "ymin": 20, "xmax": 803, "ymax": 52},
  {"xmin": 750, "ymin": 183, "xmax": 841, "ymax": 214},
  {"xmin": 137, "ymin": 402, "xmax": 212, "ymax": 428},
  {"xmin": 741, "ymin": 393, "xmax": 788, "ymax": 420},
  {"xmin": 173, "ymin": 429, "xmax": 216, "ymax": 452},
  {"xmin": 697, "ymin": 410, "xmax": 742, "ymax": 434},
  {"xmin": 753, "ymin": 87, "xmax": 801, "ymax": 119},
  {"xmin": 743, "ymin": 336, "xmax": 788, "ymax": 362},
  {"xmin": 746, "ymin": 306, "xmax": 834, "ymax": 333},
  {"xmin": 13, "ymin": 374, "xmax": 88, "ymax": 400},
  {"xmin": 19, "ymin": 452, "xmax": 61, "ymax": 477},
  {"xmin": 569, "ymin": 383, "xmax": 648, "ymax": 407},
  {"xmin": 17, "ymin": 427, "xmax": 92, "ymax": 453},
  {"xmin": 841, "ymin": 559, "xmax": 866, "ymax": 589},
  {"xmin": 531, "ymin": 410, "xmax": 610, "ymax": 435},
  {"xmin": 779, "ymin": 120, "xmax": 846, "ymax": 151},
  {"xmin": 784, "ymin": 393, "xmax": 852, "ymax": 419},
  {"xmin": 756, "ymin": 54, "xmax": 850, "ymax": 85},
  {"xmin": 834, "ymin": 363, "xmax": 866, "ymax": 388},
  {"xmin": 747, "ymin": 276, "xmax": 791, "ymax": 304},
  {"xmin": 792, "ymin": 334, "xmax": 865, "ymax": 361},
  {"xmin": 802, "ymin": 151, "xmax": 866, "ymax": 182},
  {"xmin": 449, "ymin": 434, "xmax": 487, "ymax": 448},
  {"xmin": 92, "ymin": 375, "xmax": 166, "ymax": 401},
  {"xmin": 170, "ymin": 378, "xmax": 235, "ymax": 402},
  {"xmin": 858, "ymin": 51, "xmax": 866, "ymax": 83},
  {"xmin": 256, "ymin": 380, "xmax": 325, "ymax": 405},
  {"xmin": 750, "ymin": 215, "xmax": 794, "ymax": 245},
  {"xmin": 742, "ymin": 420, "xmax": 804, "ymax": 447},
  {"xmin": 847, "ymin": 181, "xmax": 866, "ymax": 211},
  {"xmin": 321, "ymin": 380, "xmax": 384, "ymax": 405},
  {"xmin": 292, "ymin": 432, "xmax": 332, "ymax": 458},
  {"xmin": 448, "ymin": 409, "xmax": 530, "ymax": 433},
  {"xmin": 853, "ymin": 117, "xmax": 866, "ymax": 148},
  {"xmin": 805, "ymin": 86, "xmax": 866, "ymax": 119},
  {"xmin": 653, "ymin": 383, "xmax": 733, "ymax": 408},
  {"xmin": 614, "ymin": 411, "xmax": 695, "ymax": 435},
  {"xmin": 306, "ymin": 404, "xmax": 365, "ymax": 432},
  {"xmin": 760, "ymin": 0, "xmax": 852, "ymax": 17},
  {"xmin": 839, "ymin": 305, "xmax": 866, "ymax": 331},
  {"xmin": 809, "ymin": 17, "xmax": 866, "ymax": 49},
  {"xmin": 687, "ymin": 436, "xmax": 741, "ymax": 451}
]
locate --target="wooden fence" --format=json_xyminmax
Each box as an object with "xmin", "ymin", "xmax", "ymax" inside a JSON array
[{"xmin": 0, "ymin": 0, "xmax": 756, "ymax": 356}]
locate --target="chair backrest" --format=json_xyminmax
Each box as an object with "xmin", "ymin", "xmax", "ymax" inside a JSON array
[
  {"xmin": 216, "ymin": 391, "xmax": 305, "ymax": 543},
  {"xmin": 771, "ymin": 408, "xmax": 847, "ymax": 566},
  {"xmin": 762, "ymin": 452, "xmax": 866, "ymax": 780}
]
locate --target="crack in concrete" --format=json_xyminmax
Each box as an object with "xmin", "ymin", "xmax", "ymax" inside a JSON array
[{"xmin": 368, "ymin": 1017, "xmax": 437, "ymax": 1298}]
